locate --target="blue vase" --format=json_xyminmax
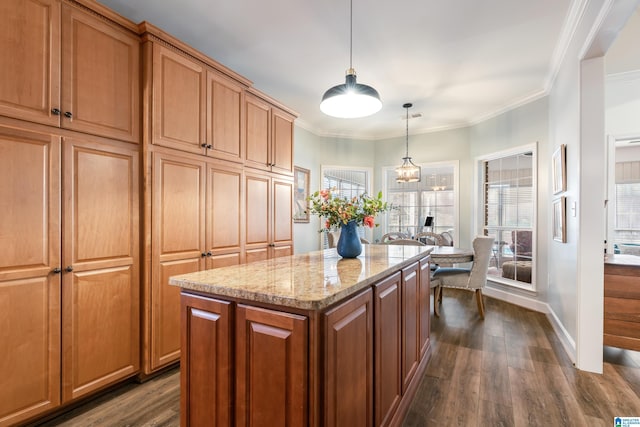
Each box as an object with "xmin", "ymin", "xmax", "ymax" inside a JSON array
[{"xmin": 336, "ymin": 220, "xmax": 362, "ymax": 258}]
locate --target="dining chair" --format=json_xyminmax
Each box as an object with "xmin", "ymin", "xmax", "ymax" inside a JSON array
[
  {"xmin": 381, "ymin": 232, "xmax": 409, "ymax": 242},
  {"xmin": 327, "ymin": 230, "xmax": 370, "ymax": 248},
  {"xmin": 414, "ymin": 231, "xmax": 445, "ymax": 246},
  {"xmin": 430, "ymin": 236, "xmax": 494, "ymax": 319},
  {"xmin": 439, "ymin": 231, "xmax": 454, "ymax": 246},
  {"xmin": 385, "ymin": 238, "xmax": 426, "ymax": 246}
]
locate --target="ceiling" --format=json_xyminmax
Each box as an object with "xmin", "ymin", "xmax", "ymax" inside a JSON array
[{"xmin": 97, "ymin": 0, "xmax": 630, "ymax": 140}]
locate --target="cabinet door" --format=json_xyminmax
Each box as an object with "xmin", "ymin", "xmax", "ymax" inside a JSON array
[
  {"xmin": 0, "ymin": 127, "xmax": 61, "ymax": 425},
  {"xmin": 61, "ymin": 138, "xmax": 140, "ymax": 401},
  {"xmin": 374, "ymin": 273, "xmax": 402, "ymax": 427},
  {"xmin": 272, "ymin": 177, "xmax": 293, "ymax": 245},
  {"xmin": 206, "ymin": 70, "xmax": 243, "ymax": 163},
  {"xmin": 0, "ymin": 0, "xmax": 61, "ymax": 127},
  {"xmin": 244, "ymin": 92, "xmax": 271, "ymax": 172},
  {"xmin": 150, "ymin": 153, "xmax": 205, "ymax": 372},
  {"xmin": 206, "ymin": 161, "xmax": 243, "ymax": 265},
  {"xmin": 152, "ymin": 44, "xmax": 206, "ymax": 154},
  {"xmin": 324, "ymin": 288, "xmax": 373, "ymax": 427},
  {"xmin": 271, "ymin": 108, "xmax": 294, "ymax": 175},
  {"xmin": 401, "ymin": 262, "xmax": 420, "ymax": 393},
  {"xmin": 245, "ymin": 171, "xmax": 270, "ymax": 259},
  {"xmin": 419, "ymin": 259, "xmax": 431, "ymax": 359},
  {"xmin": 181, "ymin": 293, "xmax": 232, "ymax": 427},
  {"xmin": 61, "ymin": 5, "xmax": 140, "ymax": 143},
  {"xmin": 236, "ymin": 305, "xmax": 308, "ymax": 427}
]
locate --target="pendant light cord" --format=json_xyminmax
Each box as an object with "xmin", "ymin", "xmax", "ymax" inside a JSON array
[
  {"xmin": 405, "ymin": 106, "xmax": 409, "ymax": 157},
  {"xmin": 349, "ymin": 0, "xmax": 353, "ymax": 70}
]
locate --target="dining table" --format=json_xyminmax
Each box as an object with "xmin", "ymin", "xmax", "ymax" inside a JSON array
[{"xmin": 426, "ymin": 245, "xmax": 474, "ymax": 267}]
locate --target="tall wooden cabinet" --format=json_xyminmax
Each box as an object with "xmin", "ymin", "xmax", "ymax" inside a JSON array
[
  {"xmin": 0, "ymin": 0, "xmax": 140, "ymax": 143},
  {"xmin": 0, "ymin": 127, "xmax": 61, "ymax": 426},
  {"xmin": 141, "ymin": 25, "xmax": 296, "ymax": 374},
  {"xmin": 0, "ymin": 126, "xmax": 140, "ymax": 426}
]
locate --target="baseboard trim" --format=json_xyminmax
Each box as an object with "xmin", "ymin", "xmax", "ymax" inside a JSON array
[{"xmin": 545, "ymin": 305, "xmax": 577, "ymax": 364}]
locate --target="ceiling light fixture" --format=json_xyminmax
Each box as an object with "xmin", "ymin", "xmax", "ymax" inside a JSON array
[
  {"xmin": 320, "ymin": 0, "xmax": 382, "ymax": 118},
  {"xmin": 396, "ymin": 103, "xmax": 421, "ymax": 183}
]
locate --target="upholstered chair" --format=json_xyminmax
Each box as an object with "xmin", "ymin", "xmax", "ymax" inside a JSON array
[
  {"xmin": 440, "ymin": 231, "xmax": 454, "ymax": 246},
  {"xmin": 430, "ymin": 236, "xmax": 494, "ymax": 319}
]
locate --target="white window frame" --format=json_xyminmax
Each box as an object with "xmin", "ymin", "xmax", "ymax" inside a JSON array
[
  {"xmin": 319, "ymin": 165, "xmax": 374, "ymax": 247},
  {"xmin": 474, "ymin": 143, "xmax": 537, "ymax": 292},
  {"xmin": 381, "ymin": 160, "xmax": 459, "ymax": 245}
]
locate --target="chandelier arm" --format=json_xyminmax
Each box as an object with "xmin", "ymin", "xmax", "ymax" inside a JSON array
[{"xmin": 349, "ymin": 0, "xmax": 353, "ymax": 70}]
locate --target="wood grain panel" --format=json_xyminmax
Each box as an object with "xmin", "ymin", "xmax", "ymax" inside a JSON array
[
  {"xmin": 154, "ymin": 154, "xmax": 205, "ymax": 257},
  {"xmin": 418, "ymin": 259, "xmax": 431, "ymax": 359},
  {"xmin": 0, "ymin": 277, "xmax": 60, "ymax": 425},
  {"xmin": 402, "ymin": 262, "xmax": 420, "ymax": 394},
  {"xmin": 236, "ymin": 305, "xmax": 307, "ymax": 427},
  {"xmin": 244, "ymin": 93, "xmax": 270, "ymax": 171},
  {"xmin": 0, "ymin": 130, "xmax": 60, "ymax": 275},
  {"xmin": 208, "ymin": 253, "xmax": 241, "ymax": 269},
  {"xmin": 0, "ymin": 126, "xmax": 60, "ymax": 426},
  {"xmin": 604, "ymin": 274, "xmax": 640, "ymax": 299},
  {"xmin": 245, "ymin": 248, "xmax": 268, "ymax": 264},
  {"xmin": 208, "ymin": 164, "xmax": 242, "ymax": 250},
  {"xmin": 271, "ymin": 108, "xmax": 294, "ymax": 175},
  {"xmin": 273, "ymin": 178, "xmax": 293, "ymax": 244},
  {"xmin": 152, "ymin": 43, "xmax": 205, "ymax": 153},
  {"xmin": 324, "ymin": 289, "xmax": 373, "ymax": 427},
  {"xmin": 152, "ymin": 258, "xmax": 201, "ymax": 370},
  {"xmin": 0, "ymin": 0, "xmax": 60, "ymax": 127},
  {"xmin": 604, "ymin": 296, "xmax": 640, "ymax": 322},
  {"xmin": 181, "ymin": 294, "xmax": 232, "ymax": 427},
  {"xmin": 61, "ymin": 4, "xmax": 140, "ymax": 143},
  {"xmin": 206, "ymin": 70, "xmax": 243, "ymax": 162},
  {"xmin": 68, "ymin": 144, "xmax": 135, "ymax": 263},
  {"xmin": 374, "ymin": 273, "xmax": 402, "ymax": 427},
  {"xmin": 245, "ymin": 173, "xmax": 269, "ymax": 245},
  {"xmin": 62, "ymin": 266, "xmax": 138, "ymax": 401},
  {"xmin": 272, "ymin": 245, "xmax": 292, "ymax": 259}
]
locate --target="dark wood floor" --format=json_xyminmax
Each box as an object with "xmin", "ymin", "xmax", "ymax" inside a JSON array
[{"xmin": 33, "ymin": 289, "xmax": 640, "ymax": 426}]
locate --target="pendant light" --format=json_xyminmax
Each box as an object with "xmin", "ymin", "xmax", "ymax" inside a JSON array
[
  {"xmin": 320, "ymin": 0, "xmax": 382, "ymax": 118},
  {"xmin": 396, "ymin": 103, "xmax": 421, "ymax": 183}
]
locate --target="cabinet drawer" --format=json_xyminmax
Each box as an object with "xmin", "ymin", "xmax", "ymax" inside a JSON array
[
  {"xmin": 604, "ymin": 274, "xmax": 640, "ymax": 299},
  {"xmin": 604, "ymin": 297, "xmax": 640, "ymax": 323}
]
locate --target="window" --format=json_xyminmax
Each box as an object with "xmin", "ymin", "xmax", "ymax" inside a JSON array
[
  {"xmin": 320, "ymin": 166, "xmax": 372, "ymax": 248},
  {"xmin": 612, "ymin": 160, "xmax": 640, "ymax": 249},
  {"xmin": 384, "ymin": 162, "xmax": 457, "ymax": 239},
  {"xmin": 480, "ymin": 147, "xmax": 536, "ymax": 289}
]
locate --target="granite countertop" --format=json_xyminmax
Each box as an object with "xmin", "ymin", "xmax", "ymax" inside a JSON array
[
  {"xmin": 169, "ymin": 245, "xmax": 432, "ymax": 310},
  {"xmin": 605, "ymin": 254, "xmax": 640, "ymax": 267}
]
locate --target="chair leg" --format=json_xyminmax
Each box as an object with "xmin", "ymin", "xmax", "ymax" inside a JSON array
[
  {"xmin": 475, "ymin": 289, "xmax": 485, "ymax": 319},
  {"xmin": 433, "ymin": 286, "xmax": 441, "ymax": 317}
]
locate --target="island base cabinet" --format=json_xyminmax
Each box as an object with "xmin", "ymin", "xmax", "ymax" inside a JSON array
[
  {"xmin": 324, "ymin": 288, "xmax": 373, "ymax": 427},
  {"xmin": 236, "ymin": 305, "xmax": 308, "ymax": 427},
  {"xmin": 180, "ymin": 293, "xmax": 232, "ymax": 427}
]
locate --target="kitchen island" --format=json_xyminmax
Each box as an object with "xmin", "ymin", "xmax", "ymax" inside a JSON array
[{"xmin": 170, "ymin": 244, "xmax": 433, "ymax": 427}]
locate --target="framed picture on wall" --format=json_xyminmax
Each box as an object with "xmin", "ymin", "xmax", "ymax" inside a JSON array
[
  {"xmin": 293, "ymin": 166, "xmax": 310, "ymax": 223},
  {"xmin": 553, "ymin": 196, "xmax": 566, "ymax": 243},
  {"xmin": 552, "ymin": 144, "xmax": 566, "ymax": 194}
]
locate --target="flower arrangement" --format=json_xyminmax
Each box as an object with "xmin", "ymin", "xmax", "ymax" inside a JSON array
[{"xmin": 306, "ymin": 188, "xmax": 390, "ymax": 231}]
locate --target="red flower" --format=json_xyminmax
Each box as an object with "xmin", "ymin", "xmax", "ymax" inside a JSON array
[
  {"xmin": 325, "ymin": 220, "xmax": 331, "ymax": 229},
  {"xmin": 363, "ymin": 216, "xmax": 374, "ymax": 228},
  {"xmin": 320, "ymin": 189, "xmax": 330, "ymax": 200}
]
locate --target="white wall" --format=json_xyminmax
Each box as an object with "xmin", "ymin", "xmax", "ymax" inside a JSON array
[{"xmin": 469, "ymin": 97, "xmax": 550, "ymax": 303}]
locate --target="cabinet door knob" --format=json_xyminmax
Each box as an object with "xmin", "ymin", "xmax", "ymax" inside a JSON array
[
  {"xmin": 52, "ymin": 267, "xmax": 62, "ymax": 274},
  {"xmin": 65, "ymin": 266, "xmax": 73, "ymax": 272},
  {"xmin": 201, "ymin": 252, "xmax": 207, "ymax": 257},
  {"xmin": 206, "ymin": 145, "xmax": 212, "ymax": 150},
  {"xmin": 200, "ymin": 143, "xmax": 207, "ymax": 148},
  {"xmin": 51, "ymin": 108, "xmax": 61, "ymax": 115},
  {"xmin": 207, "ymin": 251, "xmax": 212, "ymax": 257},
  {"xmin": 64, "ymin": 111, "xmax": 73, "ymax": 118}
]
